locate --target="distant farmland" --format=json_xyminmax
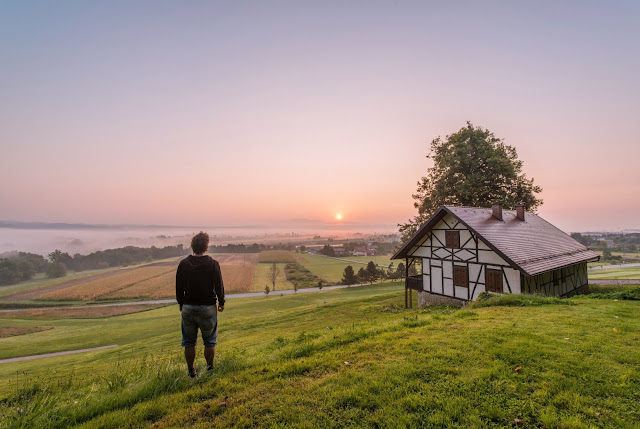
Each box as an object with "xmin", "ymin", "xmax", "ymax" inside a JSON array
[
  {"xmin": 40, "ymin": 266, "xmax": 176, "ymax": 301},
  {"xmin": 24, "ymin": 254, "xmax": 259, "ymax": 302},
  {"xmin": 0, "ymin": 251, "xmax": 397, "ymax": 303}
]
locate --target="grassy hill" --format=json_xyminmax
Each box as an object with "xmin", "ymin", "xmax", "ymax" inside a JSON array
[{"xmin": 1, "ymin": 283, "xmax": 639, "ymax": 428}]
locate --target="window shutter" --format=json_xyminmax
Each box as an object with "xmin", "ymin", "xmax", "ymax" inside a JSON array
[{"xmin": 445, "ymin": 230, "xmax": 460, "ymax": 249}]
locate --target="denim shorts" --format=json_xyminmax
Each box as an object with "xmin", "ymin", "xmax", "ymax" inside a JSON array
[{"xmin": 181, "ymin": 304, "xmax": 218, "ymax": 347}]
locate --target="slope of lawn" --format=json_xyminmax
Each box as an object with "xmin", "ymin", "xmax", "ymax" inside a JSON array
[{"xmin": 1, "ymin": 283, "xmax": 639, "ymax": 428}]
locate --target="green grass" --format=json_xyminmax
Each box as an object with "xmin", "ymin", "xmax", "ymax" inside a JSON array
[
  {"xmin": 301, "ymin": 254, "xmax": 395, "ymax": 283},
  {"xmin": 471, "ymin": 292, "xmax": 574, "ymax": 308},
  {"xmin": 1, "ymin": 284, "xmax": 639, "ymax": 428},
  {"xmin": 250, "ymin": 263, "xmax": 293, "ymax": 292},
  {"xmin": 584, "ymin": 284, "xmax": 638, "ymax": 294},
  {"xmin": 588, "ymin": 266, "xmax": 640, "ymax": 280},
  {"xmin": 283, "ymin": 263, "xmax": 326, "ymax": 288}
]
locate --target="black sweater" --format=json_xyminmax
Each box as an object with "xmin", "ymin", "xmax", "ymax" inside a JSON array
[{"xmin": 176, "ymin": 255, "xmax": 225, "ymax": 306}]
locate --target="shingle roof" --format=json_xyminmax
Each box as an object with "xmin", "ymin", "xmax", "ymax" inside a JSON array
[{"xmin": 393, "ymin": 205, "xmax": 600, "ymax": 276}]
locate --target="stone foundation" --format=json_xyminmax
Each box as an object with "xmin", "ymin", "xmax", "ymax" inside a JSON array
[{"xmin": 418, "ymin": 291, "xmax": 466, "ymax": 307}]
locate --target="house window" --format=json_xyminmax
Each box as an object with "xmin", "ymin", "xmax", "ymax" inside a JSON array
[
  {"xmin": 445, "ymin": 230, "xmax": 460, "ymax": 249},
  {"xmin": 485, "ymin": 268, "xmax": 503, "ymax": 293},
  {"xmin": 453, "ymin": 265, "xmax": 468, "ymax": 287}
]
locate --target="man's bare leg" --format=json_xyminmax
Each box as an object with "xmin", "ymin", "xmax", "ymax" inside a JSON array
[
  {"xmin": 184, "ymin": 346, "xmax": 196, "ymax": 372},
  {"xmin": 205, "ymin": 346, "xmax": 215, "ymax": 369}
]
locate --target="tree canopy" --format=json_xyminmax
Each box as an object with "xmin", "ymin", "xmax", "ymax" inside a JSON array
[
  {"xmin": 341, "ymin": 265, "xmax": 357, "ymax": 285},
  {"xmin": 399, "ymin": 122, "xmax": 542, "ymax": 242}
]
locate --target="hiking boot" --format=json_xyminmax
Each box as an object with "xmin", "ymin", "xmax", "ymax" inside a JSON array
[
  {"xmin": 188, "ymin": 368, "xmax": 197, "ymax": 378},
  {"xmin": 207, "ymin": 365, "xmax": 213, "ymax": 372}
]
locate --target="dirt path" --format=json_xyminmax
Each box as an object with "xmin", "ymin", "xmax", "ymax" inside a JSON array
[
  {"xmin": 0, "ymin": 345, "xmax": 119, "ymax": 364},
  {"xmin": 3, "ymin": 260, "xmax": 179, "ymax": 302}
]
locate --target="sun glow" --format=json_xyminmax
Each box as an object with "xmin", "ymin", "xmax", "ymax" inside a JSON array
[{"xmin": 336, "ymin": 213, "xmax": 343, "ymax": 220}]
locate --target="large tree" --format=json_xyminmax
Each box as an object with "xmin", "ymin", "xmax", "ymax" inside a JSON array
[{"xmin": 399, "ymin": 122, "xmax": 542, "ymax": 242}]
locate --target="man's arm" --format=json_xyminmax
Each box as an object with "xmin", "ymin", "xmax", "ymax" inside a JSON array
[
  {"xmin": 176, "ymin": 262, "xmax": 184, "ymax": 310},
  {"xmin": 213, "ymin": 260, "xmax": 225, "ymax": 310}
]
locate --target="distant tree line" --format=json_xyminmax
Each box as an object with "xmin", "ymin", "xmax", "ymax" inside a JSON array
[
  {"xmin": 0, "ymin": 251, "xmax": 49, "ymax": 285},
  {"xmin": 571, "ymin": 233, "xmax": 639, "ymax": 253},
  {"xmin": 341, "ymin": 261, "xmax": 417, "ymax": 285},
  {"xmin": 319, "ymin": 245, "xmax": 335, "ymax": 257},
  {"xmin": 0, "ymin": 244, "xmax": 187, "ymax": 286},
  {"xmin": 70, "ymin": 244, "xmax": 187, "ymax": 271},
  {"xmin": 313, "ymin": 241, "xmax": 400, "ymax": 257},
  {"xmin": 208, "ymin": 243, "xmax": 296, "ymax": 253}
]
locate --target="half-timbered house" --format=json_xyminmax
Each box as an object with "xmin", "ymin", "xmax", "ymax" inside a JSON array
[{"xmin": 392, "ymin": 204, "xmax": 600, "ymax": 307}]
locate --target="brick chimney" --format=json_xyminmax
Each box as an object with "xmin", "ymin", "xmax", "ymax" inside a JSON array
[
  {"xmin": 492, "ymin": 202, "xmax": 503, "ymax": 220},
  {"xmin": 516, "ymin": 203, "xmax": 525, "ymax": 221}
]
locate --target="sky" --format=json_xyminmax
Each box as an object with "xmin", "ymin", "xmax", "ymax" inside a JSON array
[{"xmin": 1, "ymin": 1, "xmax": 639, "ymax": 234}]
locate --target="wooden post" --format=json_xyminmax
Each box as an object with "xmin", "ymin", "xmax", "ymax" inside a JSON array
[
  {"xmin": 410, "ymin": 285, "xmax": 412, "ymax": 308},
  {"xmin": 406, "ymin": 257, "xmax": 410, "ymax": 308},
  {"xmin": 405, "ymin": 287, "xmax": 408, "ymax": 308}
]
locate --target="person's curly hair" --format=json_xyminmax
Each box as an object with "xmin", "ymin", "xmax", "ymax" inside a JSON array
[{"xmin": 191, "ymin": 232, "xmax": 210, "ymax": 255}]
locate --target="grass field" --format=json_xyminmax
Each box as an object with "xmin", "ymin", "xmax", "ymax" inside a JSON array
[
  {"xmin": 0, "ymin": 326, "xmax": 52, "ymax": 339},
  {"xmin": 301, "ymin": 254, "xmax": 395, "ymax": 283},
  {"xmin": 0, "ymin": 258, "xmax": 183, "ymax": 300},
  {"xmin": 588, "ymin": 266, "xmax": 640, "ymax": 280},
  {"xmin": 251, "ymin": 263, "xmax": 294, "ymax": 292},
  {"xmin": 0, "ymin": 255, "xmax": 259, "ymax": 304},
  {"xmin": 39, "ymin": 266, "xmax": 177, "ymax": 301},
  {"xmin": 0, "ymin": 269, "xmax": 125, "ymax": 299},
  {"xmin": 0, "ymin": 304, "xmax": 165, "ymax": 320},
  {"xmin": 1, "ymin": 284, "xmax": 639, "ymax": 427},
  {"xmin": 99, "ymin": 272, "xmax": 175, "ymax": 300},
  {"xmin": 0, "ymin": 253, "xmax": 395, "ymax": 305},
  {"xmin": 258, "ymin": 250, "xmax": 301, "ymax": 264}
]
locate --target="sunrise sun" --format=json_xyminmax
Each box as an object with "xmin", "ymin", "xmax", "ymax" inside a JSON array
[{"xmin": 336, "ymin": 213, "xmax": 343, "ymax": 220}]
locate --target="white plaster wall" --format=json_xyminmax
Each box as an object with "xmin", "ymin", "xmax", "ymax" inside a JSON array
[
  {"xmin": 455, "ymin": 286, "xmax": 468, "ymax": 299},
  {"xmin": 469, "ymin": 264, "xmax": 482, "ymax": 283},
  {"xmin": 413, "ymin": 246, "xmax": 431, "ymax": 258},
  {"xmin": 459, "ymin": 230, "xmax": 473, "ymax": 246},
  {"xmin": 505, "ymin": 268, "xmax": 521, "ymax": 294},
  {"xmin": 433, "ymin": 248, "xmax": 450, "ymax": 259},
  {"xmin": 432, "ymin": 229, "xmax": 445, "ymax": 247},
  {"xmin": 455, "ymin": 249, "xmax": 474, "ymax": 260},
  {"xmin": 443, "ymin": 278, "xmax": 453, "ymax": 296},
  {"xmin": 443, "ymin": 260, "xmax": 453, "ymax": 278},
  {"xmin": 431, "ymin": 267, "xmax": 442, "ymax": 294},
  {"xmin": 471, "ymin": 283, "xmax": 486, "ymax": 300},
  {"xmin": 478, "ymin": 249, "xmax": 509, "ymax": 266}
]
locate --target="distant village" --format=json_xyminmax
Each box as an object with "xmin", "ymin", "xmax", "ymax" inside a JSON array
[{"xmin": 305, "ymin": 243, "xmax": 381, "ymax": 257}]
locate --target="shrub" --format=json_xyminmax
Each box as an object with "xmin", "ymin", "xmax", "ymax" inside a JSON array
[
  {"xmin": 46, "ymin": 262, "xmax": 67, "ymax": 278},
  {"xmin": 580, "ymin": 286, "xmax": 640, "ymax": 300},
  {"xmin": 472, "ymin": 293, "xmax": 573, "ymax": 308},
  {"xmin": 283, "ymin": 263, "xmax": 325, "ymax": 289}
]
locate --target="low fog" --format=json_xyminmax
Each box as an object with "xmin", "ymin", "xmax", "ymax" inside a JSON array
[{"xmin": 0, "ymin": 223, "xmax": 398, "ymax": 257}]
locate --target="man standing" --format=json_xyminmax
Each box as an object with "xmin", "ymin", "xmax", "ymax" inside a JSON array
[{"xmin": 176, "ymin": 232, "xmax": 225, "ymax": 378}]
